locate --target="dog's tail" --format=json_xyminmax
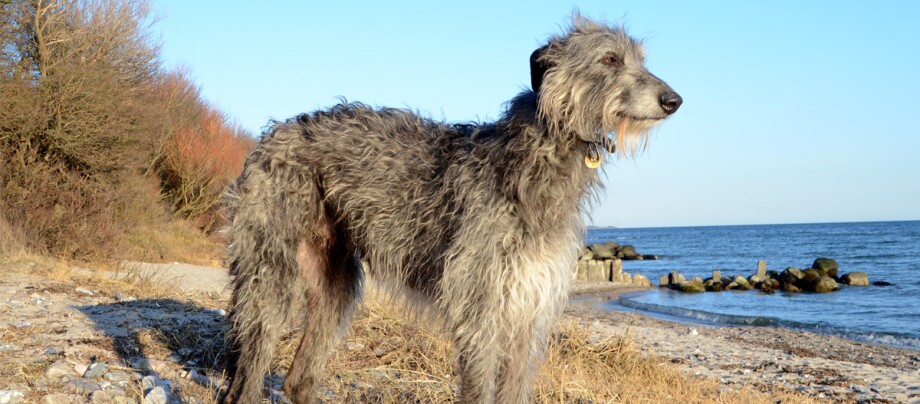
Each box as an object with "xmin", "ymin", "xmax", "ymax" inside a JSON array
[{"xmin": 221, "ymin": 122, "xmax": 321, "ymax": 403}]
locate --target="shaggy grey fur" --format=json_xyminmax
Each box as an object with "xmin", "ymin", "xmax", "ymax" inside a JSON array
[{"xmin": 222, "ymin": 16, "xmax": 681, "ymax": 404}]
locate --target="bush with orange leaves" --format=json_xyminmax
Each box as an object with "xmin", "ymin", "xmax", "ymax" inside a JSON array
[
  {"xmin": 0, "ymin": 1, "xmax": 253, "ymax": 259},
  {"xmin": 159, "ymin": 106, "xmax": 255, "ymax": 232}
]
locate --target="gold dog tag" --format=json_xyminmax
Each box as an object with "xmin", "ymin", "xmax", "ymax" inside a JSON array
[
  {"xmin": 585, "ymin": 143, "xmax": 602, "ymax": 168},
  {"xmin": 585, "ymin": 154, "xmax": 602, "ymax": 168}
]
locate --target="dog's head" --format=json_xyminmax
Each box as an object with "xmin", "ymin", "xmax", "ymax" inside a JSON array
[{"xmin": 531, "ymin": 15, "xmax": 681, "ymax": 156}]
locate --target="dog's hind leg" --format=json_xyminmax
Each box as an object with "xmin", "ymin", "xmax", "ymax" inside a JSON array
[
  {"xmin": 222, "ymin": 219, "xmax": 305, "ymax": 403},
  {"xmin": 282, "ymin": 219, "xmax": 362, "ymax": 404},
  {"xmin": 222, "ymin": 129, "xmax": 323, "ymax": 403}
]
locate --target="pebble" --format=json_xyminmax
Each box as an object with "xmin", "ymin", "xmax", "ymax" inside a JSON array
[
  {"xmin": 189, "ymin": 370, "xmax": 219, "ymax": 387},
  {"xmin": 45, "ymin": 361, "xmax": 77, "ymax": 379},
  {"xmin": 103, "ymin": 370, "xmax": 131, "ymax": 382},
  {"xmin": 141, "ymin": 375, "xmax": 158, "ymax": 392},
  {"xmin": 13, "ymin": 321, "xmax": 30, "ymax": 328},
  {"xmin": 42, "ymin": 348, "xmax": 62, "ymax": 356},
  {"xmin": 130, "ymin": 357, "xmax": 168, "ymax": 373},
  {"xmin": 64, "ymin": 379, "xmax": 101, "ymax": 395},
  {"xmin": 89, "ymin": 390, "xmax": 112, "ymax": 403},
  {"xmin": 74, "ymin": 364, "xmax": 89, "ymax": 376},
  {"xmin": 75, "ymin": 287, "xmax": 94, "ymax": 296},
  {"xmin": 83, "ymin": 362, "xmax": 109, "ymax": 379},
  {"xmin": 143, "ymin": 386, "xmax": 170, "ymax": 404},
  {"xmin": 113, "ymin": 293, "xmax": 136, "ymax": 302},
  {"xmin": 41, "ymin": 393, "xmax": 84, "ymax": 404},
  {"xmin": 0, "ymin": 390, "xmax": 24, "ymax": 404},
  {"xmin": 139, "ymin": 312, "xmax": 164, "ymax": 320}
]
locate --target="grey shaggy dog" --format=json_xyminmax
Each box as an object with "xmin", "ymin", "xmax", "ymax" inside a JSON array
[{"xmin": 222, "ymin": 16, "xmax": 681, "ymax": 404}]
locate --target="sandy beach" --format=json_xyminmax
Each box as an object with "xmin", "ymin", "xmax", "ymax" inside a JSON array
[{"xmin": 567, "ymin": 281, "xmax": 920, "ymax": 403}]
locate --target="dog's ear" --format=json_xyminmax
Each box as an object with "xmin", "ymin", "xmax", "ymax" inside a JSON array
[{"xmin": 530, "ymin": 45, "xmax": 552, "ymax": 94}]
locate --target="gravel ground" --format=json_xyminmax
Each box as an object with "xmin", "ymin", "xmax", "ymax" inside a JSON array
[
  {"xmin": 3, "ymin": 262, "xmax": 919, "ymax": 403},
  {"xmin": 566, "ymin": 283, "xmax": 920, "ymax": 403}
]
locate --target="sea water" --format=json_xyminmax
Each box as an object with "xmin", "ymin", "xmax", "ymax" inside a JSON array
[{"xmin": 588, "ymin": 221, "xmax": 920, "ymax": 349}]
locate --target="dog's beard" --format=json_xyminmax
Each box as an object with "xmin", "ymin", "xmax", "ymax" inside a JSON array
[{"xmin": 598, "ymin": 116, "xmax": 656, "ymax": 158}]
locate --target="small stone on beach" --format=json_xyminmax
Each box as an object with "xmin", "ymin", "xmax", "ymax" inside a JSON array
[
  {"xmin": 45, "ymin": 361, "xmax": 76, "ymax": 379},
  {"xmin": 0, "ymin": 390, "xmax": 25, "ymax": 404}
]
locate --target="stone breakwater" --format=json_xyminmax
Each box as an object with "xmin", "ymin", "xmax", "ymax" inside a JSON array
[
  {"xmin": 573, "ymin": 242, "xmax": 655, "ymax": 287},
  {"xmin": 659, "ymin": 258, "xmax": 883, "ymax": 294},
  {"xmin": 571, "ymin": 246, "xmax": 888, "ymax": 296}
]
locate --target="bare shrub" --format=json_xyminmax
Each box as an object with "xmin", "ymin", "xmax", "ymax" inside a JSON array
[{"xmin": 0, "ymin": 0, "xmax": 167, "ymax": 258}]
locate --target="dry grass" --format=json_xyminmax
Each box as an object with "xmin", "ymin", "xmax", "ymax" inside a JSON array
[
  {"xmin": 0, "ymin": 211, "xmax": 24, "ymax": 256},
  {"xmin": 122, "ymin": 219, "xmax": 224, "ymax": 267},
  {"xmin": 1, "ymin": 256, "xmax": 818, "ymax": 403},
  {"xmin": 268, "ymin": 294, "xmax": 819, "ymax": 403}
]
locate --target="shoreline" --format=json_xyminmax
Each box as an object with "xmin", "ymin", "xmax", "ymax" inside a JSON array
[{"xmin": 566, "ymin": 281, "xmax": 920, "ymax": 402}]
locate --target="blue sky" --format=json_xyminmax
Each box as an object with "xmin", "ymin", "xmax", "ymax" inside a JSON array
[{"xmin": 153, "ymin": 1, "xmax": 920, "ymax": 228}]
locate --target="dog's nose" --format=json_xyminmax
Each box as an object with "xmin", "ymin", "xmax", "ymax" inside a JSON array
[{"xmin": 659, "ymin": 91, "xmax": 683, "ymax": 114}]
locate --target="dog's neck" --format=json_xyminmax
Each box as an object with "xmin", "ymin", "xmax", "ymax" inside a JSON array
[
  {"xmin": 492, "ymin": 91, "xmax": 602, "ymax": 234},
  {"xmin": 499, "ymin": 91, "xmax": 611, "ymax": 169}
]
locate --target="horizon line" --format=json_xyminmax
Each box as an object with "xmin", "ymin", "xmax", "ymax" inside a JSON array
[{"xmin": 589, "ymin": 218, "xmax": 920, "ymax": 230}]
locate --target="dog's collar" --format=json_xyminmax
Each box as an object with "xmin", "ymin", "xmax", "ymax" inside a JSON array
[{"xmin": 584, "ymin": 137, "xmax": 616, "ymax": 169}]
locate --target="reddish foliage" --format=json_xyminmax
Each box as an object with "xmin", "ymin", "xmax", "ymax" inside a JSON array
[{"xmin": 160, "ymin": 104, "xmax": 255, "ymax": 231}]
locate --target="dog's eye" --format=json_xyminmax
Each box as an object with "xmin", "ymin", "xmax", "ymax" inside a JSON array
[{"xmin": 601, "ymin": 54, "xmax": 623, "ymax": 67}]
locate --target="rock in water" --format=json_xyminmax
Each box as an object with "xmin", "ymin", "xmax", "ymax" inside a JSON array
[
  {"xmin": 728, "ymin": 275, "xmax": 753, "ymax": 290},
  {"xmin": 840, "ymin": 272, "xmax": 869, "ymax": 286},
  {"xmin": 800, "ymin": 269, "xmax": 821, "ymax": 284},
  {"xmin": 617, "ymin": 245, "xmax": 640, "ymax": 260},
  {"xmin": 812, "ymin": 276, "xmax": 839, "ymax": 293},
  {"xmin": 872, "ymin": 280, "xmax": 893, "ymax": 287},
  {"xmin": 632, "ymin": 274, "xmax": 651, "ymax": 287},
  {"xmin": 782, "ymin": 283, "xmax": 802, "ymax": 293},
  {"xmin": 812, "ymin": 257, "xmax": 839, "ymax": 277},
  {"xmin": 589, "ymin": 242, "xmax": 618, "ymax": 259},
  {"xmin": 677, "ymin": 280, "xmax": 706, "ymax": 293},
  {"xmin": 703, "ymin": 278, "xmax": 724, "ymax": 292},
  {"xmin": 780, "ymin": 267, "xmax": 804, "ymax": 284}
]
